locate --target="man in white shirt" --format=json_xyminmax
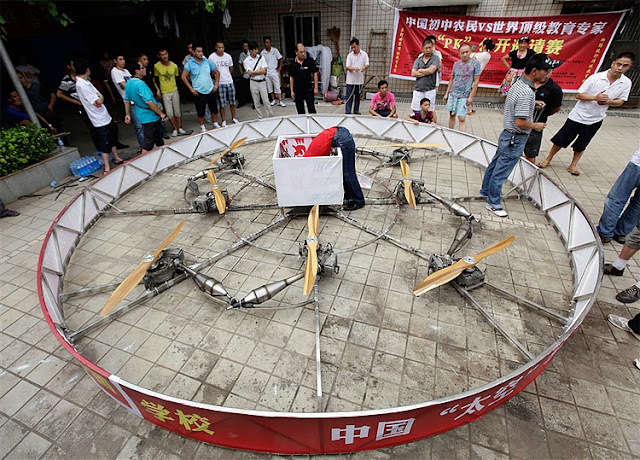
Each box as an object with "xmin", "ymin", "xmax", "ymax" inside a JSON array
[
  {"xmin": 237, "ymin": 39, "xmax": 251, "ymax": 108},
  {"xmin": 345, "ymin": 37, "xmax": 369, "ymax": 115},
  {"xmin": 111, "ymin": 54, "xmax": 144, "ymax": 150},
  {"xmin": 538, "ymin": 51, "xmax": 634, "ymax": 176},
  {"xmin": 209, "ymin": 41, "xmax": 239, "ymax": 126},
  {"xmin": 74, "ymin": 58, "xmax": 124, "ymax": 174},
  {"xmin": 244, "ymin": 41, "xmax": 273, "ymax": 118},
  {"xmin": 261, "ymin": 36, "xmax": 285, "ymax": 107}
]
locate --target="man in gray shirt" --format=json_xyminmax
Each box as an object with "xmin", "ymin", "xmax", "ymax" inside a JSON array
[
  {"xmin": 481, "ymin": 54, "xmax": 560, "ymax": 217},
  {"xmin": 411, "ymin": 37, "xmax": 440, "ymax": 113}
]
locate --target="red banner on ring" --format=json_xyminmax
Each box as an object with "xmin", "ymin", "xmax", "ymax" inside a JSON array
[{"xmin": 390, "ymin": 10, "xmax": 627, "ymax": 92}]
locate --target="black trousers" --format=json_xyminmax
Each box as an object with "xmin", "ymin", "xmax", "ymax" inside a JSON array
[{"xmin": 294, "ymin": 87, "xmax": 316, "ymax": 114}]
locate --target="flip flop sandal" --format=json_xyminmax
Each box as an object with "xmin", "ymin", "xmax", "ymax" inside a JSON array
[
  {"xmin": 567, "ymin": 167, "xmax": 580, "ymax": 176},
  {"xmin": 538, "ymin": 159, "xmax": 550, "ymax": 168}
]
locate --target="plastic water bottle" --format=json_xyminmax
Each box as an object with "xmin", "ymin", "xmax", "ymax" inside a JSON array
[{"xmin": 57, "ymin": 137, "xmax": 66, "ymax": 152}]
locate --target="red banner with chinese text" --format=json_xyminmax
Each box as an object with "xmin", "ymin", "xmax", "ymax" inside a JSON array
[{"xmin": 390, "ymin": 10, "xmax": 626, "ymax": 92}]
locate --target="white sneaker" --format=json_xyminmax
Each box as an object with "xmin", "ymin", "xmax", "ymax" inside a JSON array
[
  {"xmin": 485, "ymin": 204, "xmax": 508, "ymax": 217},
  {"xmin": 212, "ymin": 122, "xmax": 221, "ymax": 129},
  {"xmin": 200, "ymin": 125, "xmax": 207, "ymax": 133},
  {"xmin": 279, "ymin": 100, "xmax": 286, "ymax": 107},
  {"xmin": 232, "ymin": 118, "xmax": 239, "ymax": 124},
  {"xmin": 608, "ymin": 314, "xmax": 640, "ymax": 341},
  {"xmin": 178, "ymin": 128, "xmax": 187, "ymax": 135},
  {"xmin": 221, "ymin": 121, "xmax": 227, "ymax": 127},
  {"xmin": 270, "ymin": 100, "xmax": 277, "ymax": 106},
  {"xmin": 171, "ymin": 130, "xmax": 178, "ymax": 137}
]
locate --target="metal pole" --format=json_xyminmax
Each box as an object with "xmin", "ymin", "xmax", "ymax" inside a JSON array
[
  {"xmin": 484, "ymin": 281, "xmax": 568, "ymax": 324},
  {"xmin": 313, "ymin": 280, "xmax": 323, "ymax": 412},
  {"xmin": 452, "ymin": 281, "xmax": 533, "ymax": 360},
  {"xmin": 0, "ymin": 39, "xmax": 41, "ymax": 127}
]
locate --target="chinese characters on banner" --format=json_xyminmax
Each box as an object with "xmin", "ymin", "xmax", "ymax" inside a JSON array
[
  {"xmin": 390, "ymin": 11, "xmax": 626, "ymax": 91},
  {"xmin": 108, "ymin": 345, "xmax": 561, "ymax": 454}
]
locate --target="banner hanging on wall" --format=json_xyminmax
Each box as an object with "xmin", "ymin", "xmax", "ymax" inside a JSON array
[{"xmin": 390, "ymin": 10, "xmax": 626, "ymax": 92}]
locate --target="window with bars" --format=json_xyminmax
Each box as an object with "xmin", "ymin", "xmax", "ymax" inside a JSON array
[{"xmin": 281, "ymin": 12, "xmax": 321, "ymax": 59}]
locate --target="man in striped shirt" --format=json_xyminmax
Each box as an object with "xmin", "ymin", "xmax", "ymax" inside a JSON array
[{"xmin": 481, "ymin": 53, "xmax": 559, "ymax": 217}]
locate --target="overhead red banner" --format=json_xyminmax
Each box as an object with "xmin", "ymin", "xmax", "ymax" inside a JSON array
[{"xmin": 390, "ymin": 10, "xmax": 626, "ymax": 92}]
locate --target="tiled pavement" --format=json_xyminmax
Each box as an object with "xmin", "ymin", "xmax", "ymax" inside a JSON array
[{"xmin": 1, "ymin": 98, "xmax": 639, "ymax": 459}]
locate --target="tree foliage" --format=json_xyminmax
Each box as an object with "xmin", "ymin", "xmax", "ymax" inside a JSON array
[{"xmin": 0, "ymin": 124, "xmax": 56, "ymax": 177}]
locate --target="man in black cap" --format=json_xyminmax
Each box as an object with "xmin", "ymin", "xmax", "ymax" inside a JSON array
[
  {"xmin": 524, "ymin": 59, "xmax": 564, "ymax": 163},
  {"xmin": 481, "ymin": 53, "xmax": 559, "ymax": 217}
]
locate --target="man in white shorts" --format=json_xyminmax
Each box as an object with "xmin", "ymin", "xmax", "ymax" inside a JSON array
[
  {"xmin": 261, "ymin": 36, "xmax": 285, "ymax": 107},
  {"xmin": 154, "ymin": 48, "xmax": 191, "ymax": 137},
  {"xmin": 209, "ymin": 41, "xmax": 239, "ymax": 126},
  {"xmin": 410, "ymin": 37, "xmax": 441, "ymax": 116}
]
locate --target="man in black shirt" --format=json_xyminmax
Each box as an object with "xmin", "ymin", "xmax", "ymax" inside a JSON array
[
  {"xmin": 524, "ymin": 67, "xmax": 563, "ymax": 163},
  {"xmin": 289, "ymin": 43, "xmax": 319, "ymax": 114}
]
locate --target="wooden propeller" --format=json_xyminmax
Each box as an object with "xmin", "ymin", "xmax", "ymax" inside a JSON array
[
  {"xmin": 303, "ymin": 205, "xmax": 320, "ymax": 296},
  {"xmin": 400, "ymin": 160, "xmax": 417, "ymax": 210},
  {"xmin": 207, "ymin": 170, "xmax": 227, "ymax": 214},
  {"xmin": 206, "ymin": 137, "xmax": 248, "ymax": 166},
  {"xmin": 99, "ymin": 221, "xmax": 185, "ymax": 316},
  {"xmin": 413, "ymin": 236, "xmax": 515, "ymax": 296},
  {"xmin": 362, "ymin": 142, "xmax": 444, "ymax": 149}
]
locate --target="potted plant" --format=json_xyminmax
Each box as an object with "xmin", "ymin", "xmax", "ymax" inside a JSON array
[{"xmin": 0, "ymin": 124, "xmax": 55, "ymax": 177}]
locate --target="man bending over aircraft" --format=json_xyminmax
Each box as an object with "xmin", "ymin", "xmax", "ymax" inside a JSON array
[{"xmin": 303, "ymin": 127, "xmax": 365, "ymax": 211}]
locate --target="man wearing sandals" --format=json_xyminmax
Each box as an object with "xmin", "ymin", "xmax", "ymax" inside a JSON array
[{"xmin": 538, "ymin": 52, "xmax": 634, "ymax": 176}]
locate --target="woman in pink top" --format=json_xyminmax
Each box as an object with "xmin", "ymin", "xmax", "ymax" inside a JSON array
[{"xmin": 368, "ymin": 80, "xmax": 397, "ymax": 118}]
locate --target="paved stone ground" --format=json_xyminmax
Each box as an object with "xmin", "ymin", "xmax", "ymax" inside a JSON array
[{"xmin": 1, "ymin": 97, "xmax": 639, "ymax": 459}]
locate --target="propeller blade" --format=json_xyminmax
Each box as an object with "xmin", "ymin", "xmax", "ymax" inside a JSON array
[
  {"xmin": 99, "ymin": 221, "xmax": 184, "ymax": 316},
  {"xmin": 400, "ymin": 160, "xmax": 417, "ymax": 210},
  {"xmin": 207, "ymin": 170, "xmax": 227, "ymax": 214},
  {"xmin": 413, "ymin": 236, "xmax": 515, "ymax": 296},
  {"xmin": 206, "ymin": 137, "xmax": 248, "ymax": 166},
  {"xmin": 362, "ymin": 142, "xmax": 444, "ymax": 149},
  {"xmin": 303, "ymin": 205, "xmax": 320, "ymax": 296}
]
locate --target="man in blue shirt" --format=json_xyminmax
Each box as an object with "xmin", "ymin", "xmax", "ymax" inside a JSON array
[
  {"xmin": 181, "ymin": 44, "xmax": 221, "ymax": 132},
  {"xmin": 124, "ymin": 61, "xmax": 168, "ymax": 154}
]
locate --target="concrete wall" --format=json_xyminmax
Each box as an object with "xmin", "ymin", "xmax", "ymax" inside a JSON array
[{"xmin": 0, "ymin": 147, "xmax": 80, "ymax": 204}]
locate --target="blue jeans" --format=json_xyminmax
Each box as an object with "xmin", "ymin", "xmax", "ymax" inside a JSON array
[
  {"xmin": 345, "ymin": 84, "xmax": 362, "ymax": 115},
  {"xmin": 480, "ymin": 130, "xmax": 528, "ymax": 208},
  {"xmin": 333, "ymin": 127, "xmax": 365, "ymax": 205},
  {"xmin": 129, "ymin": 106, "xmax": 144, "ymax": 148},
  {"xmin": 597, "ymin": 161, "xmax": 640, "ymax": 238}
]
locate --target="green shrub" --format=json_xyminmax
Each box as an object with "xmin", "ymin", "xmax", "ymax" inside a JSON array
[{"xmin": 0, "ymin": 123, "xmax": 55, "ymax": 177}]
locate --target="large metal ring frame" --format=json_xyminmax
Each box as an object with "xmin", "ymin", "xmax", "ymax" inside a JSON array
[{"xmin": 37, "ymin": 115, "xmax": 603, "ymax": 455}]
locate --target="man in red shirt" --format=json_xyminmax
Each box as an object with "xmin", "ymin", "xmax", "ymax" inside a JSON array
[{"xmin": 303, "ymin": 127, "xmax": 365, "ymax": 211}]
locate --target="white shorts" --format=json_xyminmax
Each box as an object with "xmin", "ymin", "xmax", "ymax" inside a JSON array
[
  {"xmin": 266, "ymin": 72, "xmax": 281, "ymax": 94},
  {"xmin": 162, "ymin": 90, "xmax": 181, "ymax": 119},
  {"xmin": 411, "ymin": 89, "xmax": 436, "ymax": 112}
]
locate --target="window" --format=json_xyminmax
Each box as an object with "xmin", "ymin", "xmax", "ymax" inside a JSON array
[{"xmin": 281, "ymin": 12, "xmax": 321, "ymax": 59}]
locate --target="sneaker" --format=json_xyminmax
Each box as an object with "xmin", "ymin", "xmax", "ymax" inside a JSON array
[
  {"xmin": 200, "ymin": 125, "xmax": 207, "ymax": 133},
  {"xmin": 163, "ymin": 133, "xmax": 171, "ymax": 140},
  {"xmin": 604, "ymin": 263, "xmax": 624, "ymax": 276},
  {"xmin": 279, "ymin": 100, "xmax": 286, "ymax": 107},
  {"xmin": 613, "ymin": 234, "xmax": 626, "ymax": 244},
  {"xmin": 212, "ymin": 122, "xmax": 221, "ymax": 129},
  {"xmin": 598, "ymin": 231, "xmax": 612, "ymax": 244},
  {"xmin": 343, "ymin": 201, "xmax": 365, "ymax": 211},
  {"xmin": 270, "ymin": 100, "xmax": 277, "ymax": 106},
  {"xmin": 178, "ymin": 128, "xmax": 188, "ymax": 135},
  {"xmin": 485, "ymin": 204, "xmax": 507, "ymax": 217},
  {"xmin": 232, "ymin": 118, "xmax": 239, "ymax": 124},
  {"xmin": 221, "ymin": 121, "xmax": 227, "ymax": 127},
  {"xmin": 171, "ymin": 130, "xmax": 178, "ymax": 137},
  {"xmin": 0, "ymin": 209, "xmax": 20, "ymax": 218},
  {"xmin": 608, "ymin": 314, "xmax": 640, "ymax": 339},
  {"xmin": 616, "ymin": 285, "xmax": 640, "ymax": 304}
]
